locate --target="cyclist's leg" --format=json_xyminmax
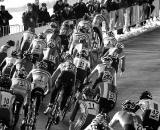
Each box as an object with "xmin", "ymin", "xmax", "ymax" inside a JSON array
[{"xmin": 60, "ymin": 72, "xmax": 75, "ymax": 111}]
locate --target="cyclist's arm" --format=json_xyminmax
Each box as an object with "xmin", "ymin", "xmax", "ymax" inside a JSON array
[
  {"xmin": 0, "ymin": 58, "xmax": 6, "ymax": 72},
  {"xmin": 69, "ymin": 100, "xmax": 79, "ymax": 122},
  {"xmin": 27, "ymin": 42, "xmax": 33, "ymax": 53},
  {"xmin": 26, "ymin": 71, "xmax": 33, "ymax": 82},
  {"xmin": 87, "ymin": 66, "xmax": 99, "ymax": 83},
  {"xmin": 109, "ymin": 112, "xmax": 120, "ymax": 129},
  {"xmin": 48, "ymin": 77, "xmax": 53, "ymax": 93},
  {"xmin": 112, "ymin": 70, "xmax": 117, "ymax": 87},
  {"xmin": 51, "ymin": 67, "xmax": 61, "ymax": 86}
]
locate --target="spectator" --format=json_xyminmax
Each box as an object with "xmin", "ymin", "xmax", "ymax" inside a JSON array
[
  {"xmin": 22, "ymin": 3, "xmax": 37, "ymax": 31},
  {"xmin": 86, "ymin": 0, "xmax": 95, "ymax": 16},
  {"xmin": 62, "ymin": 5, "xmax": 75, "ymax": 21},
  {"xmin": 63, "ymin": 0, "xmax": 69, "ymax": 7},
  {"xmin": 53, "ymin": 0, "xmax": 64, "ymax": 14},
  {"xmin": 0, "ymin": 5, "xmax": 13, "ymax": 36},
  {"xmin": 38, "ymin": 3, "xmax": 51, "ymax": 26},
  {"xmin": 73, "ymin": 0, "xmax": 88, "ymax": 20},
  {"xmin": 32, "ymin": 0, "xmax": 40, "ymax": 18}
]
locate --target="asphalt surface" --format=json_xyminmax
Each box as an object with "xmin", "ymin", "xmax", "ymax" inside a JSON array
[{"xmin": 16, "ymin": 28, "xmax": 160, "ymax": 130}]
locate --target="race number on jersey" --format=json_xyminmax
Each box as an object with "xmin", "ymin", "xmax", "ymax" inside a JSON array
[
  {"xmin": 0, "ymin": 92, "xmax": 14, "ymax": 109},
  {"xmin": 85, "ymin": 101, "xmax": 99, "ymax": 115},
  {"xmin": 102, "ymin": 71, "xmax": 113, "ymax": 83}
]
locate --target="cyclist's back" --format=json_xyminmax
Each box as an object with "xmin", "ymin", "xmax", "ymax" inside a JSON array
[
  {"xmin": 109, "ymin": 100, "xmax": 143, "ymax": 130},
  {"xmin": 0, "ymin": 76, "xmax": 15, "ymax": 127},
  {"xmin": 136, "ymin": 91, "xmax": 160, "ymax": 130}
]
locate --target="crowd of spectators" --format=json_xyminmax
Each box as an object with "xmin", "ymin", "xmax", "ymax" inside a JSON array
[
  {"xmin": 0, "ymin": 0, "xmax": 157, "ymax": 36},
  {"xmin": 0, "ymin": 5, "xmax": 12, "ymax": 36}
]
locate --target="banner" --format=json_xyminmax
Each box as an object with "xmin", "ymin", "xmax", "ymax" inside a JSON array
[
  {"xmin": 152, "ymin": 0, "xmax": 159, "ymax": 17},
  {"xmin": 116, "ymin": 8, "xmax": 125, "ymax": 29}
]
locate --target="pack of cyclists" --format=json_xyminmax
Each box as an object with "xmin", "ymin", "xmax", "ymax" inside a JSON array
[{"xmin": 0, "ymin": 11, "xmax": 159, "ymax": 130}]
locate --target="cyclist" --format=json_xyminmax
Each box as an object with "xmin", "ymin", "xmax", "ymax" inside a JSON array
[
  {"xmin": 0, "ymin": 50, "xmax": 17, "ymax": 77},
  {"xmin": 86, "ymin": 56, "xmax": 117, "ymax": 113},
  {"xmin": 44, "ymin": 53, "xmax": 76, "ymax": 119},
  {"xmin": 59, "ymin": 20, "xmax": 75, "ymax": 52},
  {"xmin": 20, "ymin": 27, "xmax": 37, "ymax": 56},
  {"xmin": 135, "ymin": 91, "xmax": 160, "ymax": 130},
  {"xmin": 10, "ymin": 67, "xmax": 31, "ymax": 126},
  {"xmin": 109, "ymin": 100, "xmax": 143, "ymax": 130},
  {"xmin": 43, "ymin": 28, "xmax": 62, "ymax": 74},
  {"xmin": 27, "ymin": 32, "xmax": 47, "ymax": 64},
  {"xmin": 0, "ymin": 75, "xmax": 16, "ymax": 128},
  {"xmin": 69, "ymin": 19, "xmax": 92, "ymax": 55},
  {"xmin": 102, "ymin": 31, "xmax": 117, "ymax": 56},
  {"xmin": 27, "ymin": 61, "xmax": 52, "ymax": 114},
  {"xmin": 69, "ymin": 87, "xmax": 101, "ymax": 130},
  {"xmin": 73, "ymin": 49, "xmax": 91, "ymax": 92},
  {"xmin": 0, "ymin": 40, "xmax": 15, "ymax": 64}
]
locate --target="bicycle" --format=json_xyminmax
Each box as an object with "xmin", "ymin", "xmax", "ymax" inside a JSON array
[
  {"xmin": 20, "ymin": 89, "xmax": 44, "ymax": 130},
  {"xmin": 45, "ymin": 88, "xmax": 73, "ymax": 130}
]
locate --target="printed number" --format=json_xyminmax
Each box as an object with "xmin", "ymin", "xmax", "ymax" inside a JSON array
[
  {"xmin": 2, "ymin": 97, "xmax": 10, "ymax": 107},
  {"xmin": 102, "ymin": 71, "xmax": 112, "ymax": 82},
  {"xmin": 149, "ymin": 109, "xmax": 160, "ymax": 121},
  {"xmin": 87, "ymin": 102, "xmax": 98, "ymax": 115},
  {"xmin": 88, "ymin": 102, "xmax": 95, "ymax": 109},
  {"xmin": 108, "ymin": 91, "xmax": 116, "ymax": 102}
]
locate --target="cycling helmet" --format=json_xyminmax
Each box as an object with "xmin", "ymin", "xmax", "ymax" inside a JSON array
[
  {"xmin": 7, "ymin": 40, "xmax": 15, "ymax": 47},
  {"xmin": 0, "ymin": 75, "xmax": 12, "ymax": 89},
  {"xmin": 140, "ymin": 91, "xmax": 152, "ymax": 100},
  {"xmin": 107, "ymin": 31, "xmax": 115, "ymax": 38},
  {"xmin": 77, "ymin": 21, "xmax": 91, "ymax": 34},
  {"xmin": 16, "ymin": 67, "xmax": 28, "ymax": 79},
  {"xmin": 64, "ymin": 52, "xmax": 73, "ymax": 62},
  {"xmin": 101, "ymin": 56, "xmax": 113, "ymax": 65},
  {"xmin": 82, "ymin": 87, "xmax": 95, "ymax": 99},
  {"xmin": 49, "ymin": 22, "xmax": 58, "ymax": 29},
  {"xmin": 121, "ymin": 100, "xmax": 136, "ymax": 111},
  {"xmin": 38, "ymin": 32, "xmax": 46, "ymax": 39},
  {"xmin": 36, "ymin": 61, "xmax": 48, "ymax": 70}
]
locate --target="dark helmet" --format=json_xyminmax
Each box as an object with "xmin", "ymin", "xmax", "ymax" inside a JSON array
[
  {"xmin": 36, "ymin": 61, "xmax": 48, "ymax": 70},
  {"xmin": 7, "ymin": 40, "xmax": 15, "ymax": 47},
  {"xmin": 140, "ymin": 91, "xmax": 152, "ymax": 100},
  {"xmin": 49, "ymin": 22, "xmax": 58, "ymax": 29},
  {"xmin": 16, "ymin": 67, "xmax": 28, "ymax": 79},
  {"xmin": 0, "ymin": 75, "xmax": 12, "ymax": 89},
  {"xmin": 82, "ymin": 87, "xmax": 95, "ymax": 99},
  {"xmin": 121, "ymin": 100, "xmax": 136, "ymax": 111},
  {"xmin": 101, "ymin": 56, "xmax": 113, "ymax": 65}
]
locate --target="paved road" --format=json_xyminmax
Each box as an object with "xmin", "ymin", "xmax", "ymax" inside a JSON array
[{"xmin": 16, "ymin": 28, "xmax": 160, "ymax": 130}]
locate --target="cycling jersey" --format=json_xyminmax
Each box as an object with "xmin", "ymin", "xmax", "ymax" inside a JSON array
[
  {"xmin": 30, "ymin": 39, "xmax": 47, "ymax": 55},
  {"xmin": 29, "ymin": 69, "xmax": 51, "ymax": 91},
  {"xmin": 0, "ymin": 90, "xmax": 15, "ymax": 126},
  {"xmin": 43, "ymin": 36, "xmax": 61, "ymax": 63},
  {"xmin": 69, "ymin": 32, "xmax": 91, "ymax": 54},
  {"xmin": 70, "ymin": 99, "xmax": 99, "ymax": 130},
  {"xmin": 58, "ymin": 61, "xmax": 77, "ymax": 73},
  {"xmin": 11, "ymin": 78, "xmax": 31, "ymax": 99},
  {"xmin": 22, "ymin": 31, "xmax": 36, "ymax": 43}
]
